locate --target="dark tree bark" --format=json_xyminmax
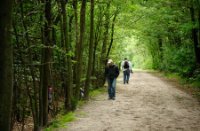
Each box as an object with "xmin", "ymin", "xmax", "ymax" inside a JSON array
[
  {"xmin": 40, "ymin": 0, "xmax": 52, "ymax": 126},
  {"xmin": 69, "ymin": 15, "xmax": 74, "ymax": 50},
  {"xmin": 60, "ymin": 0, "xmax": 73, "ymax": 112},
  {"xmin": 190, "ymin": 6, "xmax": 200, "ymax": 64},
  {"xmin": 74, "ymin": 0, "xmax": 87, "ymax": 100},
  {"xmin": 101, "ymin": 1, "xmax": 110, "ymax": 66},
  {"xmin": 158, "ymin": 36, "xmax": 163, "ymax": 63},
  {"xmin": 84, "ymin": 0, "xmax": 94, "ymax": 100},
  {"xmin": 73, "ymin": 0, "xmax": 79, "ymax": 48},
  {"xmin": 19, "ymin": 1, "xmax": 39, "ymax": 130},
  {"xmin": 92, "ymin": 6, "xmax": 104, "ymax": 76},
  {"xmin": 0, "ymin": 0, "xmax": 13, "ymax": 130},
  {"xmin": 107, "ymin": 10, "xmax": 118, "ymax": 58},
  {"xmin": 72, "ymin": 0, "xmax": 79, "ymax": 96},
  {"xmin": 99, "ymin": 1, "xmax": 110, "ymax": 86}
]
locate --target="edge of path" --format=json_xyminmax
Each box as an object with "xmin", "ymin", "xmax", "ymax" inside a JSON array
[{"xmin": 142, "ymin": 70, "xmax": 200, "ymax": 103}]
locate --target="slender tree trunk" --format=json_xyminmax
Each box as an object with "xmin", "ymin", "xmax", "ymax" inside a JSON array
[
  {"xmin": 101, "ymin": 1, "xmax": 110, "ymax": 65},
  {"xmin": 190, "ymin": 6, "xmax": 200, "ymax": 64},
  {"xmin": 158, "ymin": 36, "xmax": 163, "ymax": 64},
  {"xmin": 0, "ymin": 0, "xmax": 13, "ymax": 130},
  {"xmin": 39, "ymin": 12, "xmax": 44, "ymax": 128},
  {"xmin": 74, "ymin": 0, "xmax": 87, "ymax": 100},
  {"xmin": 198, "ymin": 3, "xmax": 200, "ymax": 55},
  {"xmin": 60, "ymin": 0, "xmax": 73, "ymax": 112},
  {"xmin": 84, "ymin": 0, "xmax": 94, "ymax": 100},
  {"xmin": 72, "ymin": 0, "xmax": 79, "ymax": 95},
  {"xmin": 99, "ymin": 1, "xmax": 110, "ymax": 86},
  {"xmin": 73, "ymin": 0, "xmax": 79, "ymax": 48},
  {"xmin": 107, "ymin": 10, "xmax": 118, "ymax": 58},
  {"xmin": 40, "ymin": 0, "xmax": 52, "ymax": 126},
  {"xmin": 69, "ymin": 15, "xmax": 74, "ymax": 50},
  {"xmin": 19, "ymin": 1, "xmax": 39, "ymax": 130},
  {"xmin": 92, "ymin": 6, "xmax": 103, "ymax": 76}
]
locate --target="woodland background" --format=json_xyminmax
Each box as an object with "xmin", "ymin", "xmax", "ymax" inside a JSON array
[{"xmin": 0, "ymin": 0, "xmax": 200, "ymax": 131}]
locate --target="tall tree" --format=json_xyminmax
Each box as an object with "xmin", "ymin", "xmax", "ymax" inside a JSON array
[
  {"xmin": 74, "ymin": 0, "xmax": 87, "ymax": 100},
  {"xmin": 40, "ymin": 0, "xmax": 52, "ymax": 126},
  {"xmin": 92, "ymin": 5, "xmax": 104, "ymax": 76},
  {"xmin": 107, "ymin": 9, "xmax": 118, "ymax": 58},
  {"xmin": 99, "ymin": 0, "xmax": 111, "ymax": 86},
  {"xmin": 18, "ymin": 0, "xmax": 39, "ymax": 130},
  {"xmin": 0, "ymin": 0, "xmax": 13, "ymax": 130},
  {"xmin": 73, "ymin": 0, "xmax": 79, "ymax": 49},
  {"xmin": 60, "ymin": 0, "xmax": 73, "ymax": 112},
  {"xmin": 84, "ymin": 0, "xmax": 95, "ymax": 100},
  {"xmin": 190, "ymin": 4, "xmax": 200, "ymax": 64}
]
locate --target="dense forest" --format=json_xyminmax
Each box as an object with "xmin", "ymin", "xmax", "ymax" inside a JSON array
[{"xmin": 0, "ymin": 0, "xmax": 200, "ymax": 131}]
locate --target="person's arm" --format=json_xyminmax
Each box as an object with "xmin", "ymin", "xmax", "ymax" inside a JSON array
[
  {"xmin": 105, "ymin": 67, "xmax": 108, "ymax": 77},
  {"xmin": 129, "ymin": 61, "xmax": 133, "ymax": 72},
  {"xmin": 115, "ymin": 65, "xmax": 120, "ymax": 78}
]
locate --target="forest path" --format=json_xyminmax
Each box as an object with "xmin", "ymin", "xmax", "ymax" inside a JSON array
[{"xmin": 58, "ymin": 71, "xmax": 200, "ymax": 131}]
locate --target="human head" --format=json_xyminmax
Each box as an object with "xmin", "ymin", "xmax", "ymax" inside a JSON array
[
  {"xmin": 107, "ymin": 59, "xmax": 113, "ymax": 66},
  {"xmin": 124, "ymin": 58, "xmax": 127, "ymax": 61}
]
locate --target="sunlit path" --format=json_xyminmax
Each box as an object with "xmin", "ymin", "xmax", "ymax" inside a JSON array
[{"xmin": 58, "ymin": 71, "xmax": 200, "ymax": 131}]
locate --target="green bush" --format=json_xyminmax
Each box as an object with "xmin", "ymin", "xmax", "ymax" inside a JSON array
[{"xmin": 161, "ymin": 43, "xmax": 196, "ymax": 77}]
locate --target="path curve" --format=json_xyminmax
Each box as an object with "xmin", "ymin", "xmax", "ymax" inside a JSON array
[{"xmin": 58, "ymin": 71, "xmax": 200, "ymax": 131}]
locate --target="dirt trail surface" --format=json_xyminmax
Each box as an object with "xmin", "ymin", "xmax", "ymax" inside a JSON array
[{"xmin": 58, "ymin": 71, "xmax": 200, "ymax": 131}]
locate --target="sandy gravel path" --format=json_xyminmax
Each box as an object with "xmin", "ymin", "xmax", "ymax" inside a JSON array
[{"xmin": 58, "ymin": 71, "xmax": 200, "ymax": 131}]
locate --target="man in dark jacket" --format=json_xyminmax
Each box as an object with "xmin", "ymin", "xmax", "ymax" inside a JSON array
[{"xmin": 105, "ymin": 59, "xmax": 119, "ymax": 100}]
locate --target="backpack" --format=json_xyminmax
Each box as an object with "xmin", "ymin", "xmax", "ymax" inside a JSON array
[{"xmin": 123, "ymin": 61, "xmax": 129, "ymax": 69}]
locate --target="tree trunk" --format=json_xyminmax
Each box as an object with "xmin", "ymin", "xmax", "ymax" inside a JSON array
[
  {"xmin": 99, "ymin": 1, "xmax": 110, "ymax": 86},
  {"xmin": 0, "ymin": 0, "xmax": 13, "ymax": 130},
  {"xmin": 84, "ymin": 0, "xmax": 94, "ymax": 100},
  {"xmin": 101, "ymin": 1, "xmax": 110, "ymax": 65},
  {"xmin": 198, "ymin": 0, "xmax": 200, "ymax": 57},
  {"xmin": 158, "ymin": 36, "xmax": 163, "ymax": 64},
  {"xmin": 73, "ymin": 0, "xmax": 79, "ymax": 48},
  {"xmin": 72, "ymin": 0, "xmax": 79, "ymax": 98},
  {"xmin": 19, "ymin": 1, "xmax": 39, "ymax": 130},
  {"xmin": 40, "ymin": 0, "xmax": 52, "ymax": 126},
  {"xmin": 74, "ymin": 0, "xmax": 87, "ymax": 100},
  {"xmin": 190, "ymin": 6, "xmax": 200, "ymax": 64},
  {"xmin": 92, "ymin": 6, "xmax": 104, "ymax": 76},
  {"xmin": 107, "ymin": 10, "xmax": 118, "ymax": 58},
  {"xmin": 60, "ymin": 0, "xmax": 73, "ymax": 112},
  {"xmin": 69, "ymin": 15, "xmax": 74, "ymax": 50}
]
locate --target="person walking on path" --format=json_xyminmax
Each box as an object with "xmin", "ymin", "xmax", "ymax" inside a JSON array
[
  {"xmin": 105, "ymin": 59, "xmax": 119, "ymax": 100},
  {"xmin": 121, "ymin": 58, "xmax": 132, "ymax": 84}
]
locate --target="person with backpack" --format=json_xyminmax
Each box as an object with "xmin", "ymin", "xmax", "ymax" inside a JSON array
[
  {"xmin": 121, "ymin": 58, "xmax": 132, "ymax": 84},
  {"xmin": 105, "ymin": 59, "xmax": 120, "ymax": 100}
]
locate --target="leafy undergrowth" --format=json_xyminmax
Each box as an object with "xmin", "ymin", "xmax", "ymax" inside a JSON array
[
  {"xmin": 44, "ymin": 88, "xmax": 106, "ymax": 131},
  {"xmin": 89, "ymin": 87, "xmax": 106, "ymax": 98},
  {"xmin": 44, "ymin": 112, "xmax": 75, "ymax": 131}
]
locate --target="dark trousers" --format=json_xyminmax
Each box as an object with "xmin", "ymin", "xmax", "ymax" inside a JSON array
[
  {"xmin": 107, "ymin": 78, "xmax": 116, "ymax": 98},
  {"xmin": 123, "ymin": 69, "xmax": 130, "ymax": 84}
]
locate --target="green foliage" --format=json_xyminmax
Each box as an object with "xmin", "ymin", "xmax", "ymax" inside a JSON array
[
  {"xmin": 44, "ymin": 112, "xmax": 75, "ymax": 131},
  {"xmin": 10, "ymin": 0, "xmax": 200, "ymax": 129},
  {"xmin": 160, "ymin": 42, "xmax": 196, "ymax": 77},
  {"xmin": 89, "ymin": 88, "xmax": 106, "ymax": 97}
]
